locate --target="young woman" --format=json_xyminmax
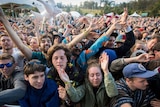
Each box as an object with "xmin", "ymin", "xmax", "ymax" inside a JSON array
[
  {"xmin": 58, "ymin": 52, "xmax": 118, "ymax": 107},
  {"xmin": 46, "ymin": 44, "xmax": 84, "ymax": 107}
]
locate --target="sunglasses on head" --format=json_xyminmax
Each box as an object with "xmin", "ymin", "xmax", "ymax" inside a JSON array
[
  {"xmin": 27, "ymin": 60, "xmax": 42, "ymax": 66},
  {"xmin": 0, "ymin": 62, "xmax": 13, "ymax": 68}
]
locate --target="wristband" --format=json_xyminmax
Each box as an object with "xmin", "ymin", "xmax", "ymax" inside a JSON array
[{"xmin": 64, "ymin": 81, "xmax": 72, "ymax": 85}]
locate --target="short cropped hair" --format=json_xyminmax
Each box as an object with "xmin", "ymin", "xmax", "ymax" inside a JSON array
[
  {"xmin": 0, "ymin": 33, "xmax": 9, "ymax": 39},
  {"xmin": 24, "ymin": 59, "xmax": 46, "ymax": 77}
]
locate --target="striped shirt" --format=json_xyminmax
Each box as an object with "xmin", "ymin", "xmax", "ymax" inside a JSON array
[{"xmin": 110, "ymin": 78, "xmax": 155, "ymax": 107}]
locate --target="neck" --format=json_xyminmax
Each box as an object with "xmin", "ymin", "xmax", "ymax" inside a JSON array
[
  {"xmin": 3, "ymin": 48, "xmax": 13, "ymax": 55},
  {"xmin": 4, "ymin": 74, "xmax": 11, "ymax": 79}
]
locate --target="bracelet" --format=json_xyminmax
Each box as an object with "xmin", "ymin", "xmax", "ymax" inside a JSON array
[{"xmin": 64, "ymin": 81, "xmax": 72, "ymax": 85}]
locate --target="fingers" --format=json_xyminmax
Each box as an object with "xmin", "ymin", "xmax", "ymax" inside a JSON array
[
  {"xmin": 99, "ymin": 52, "xmax": 109, "ymax": 62},
  {"xmin": 58, "ymin": 85, "xmax": 67, "ymax": 100},
  {"xmin": 67, "ymin": 24, "xmax": 73, "ymax": 29},
  {"xmin": 57, "ymin": 68, "xmax": 65, "ymax": 78},
  {"xmin": 150, "ymin": 100, "xmax": 160, "ymax": 107}
]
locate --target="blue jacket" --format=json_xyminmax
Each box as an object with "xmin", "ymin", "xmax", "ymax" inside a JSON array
[{"xmin": 19, "ymin": 78, "xmax": 59, "ymax": 107}]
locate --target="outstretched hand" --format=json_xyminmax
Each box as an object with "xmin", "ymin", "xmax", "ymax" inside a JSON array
[
  {"xmin": 87, "ymin": 17, "xmax": 103, "ymax": 31},
  {"xmin": 136, "ymin": 53, "xmax": 154, "ymax": 63},
  {"xmin": 66, "ymin": 24, "xmax": 73, "ymax": 31},
  {"xmin": 111, "ymin": 20, "xmax": 126, "ymax": 30},
  {"xmin": 99, "ymin": 52, "xmax": 109, "ymax": 74},
  {"xmin": 120, "ymin": 8, "xmax": 128, "ymax": 23}
]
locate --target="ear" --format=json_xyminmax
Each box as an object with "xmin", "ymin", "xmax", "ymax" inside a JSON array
[
  {"xmin": 24, "ymin": 75, "xmax": 29, "ymax": 81},
  {"xmin": 126, "ymin": 78, "xmax": 133, "ymax": 83}
]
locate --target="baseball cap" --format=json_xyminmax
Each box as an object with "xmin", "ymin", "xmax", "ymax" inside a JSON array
[
  {"xmin": 103, "ymin": 49, "xmax": 117, "ymax": 64},
  {"xmin": 115, "ymin": 34, "xmax": 126, "ymax": 43},
  {"xmin": 123, "ymin": 63, "xmax": 158, "ymax": 78}
]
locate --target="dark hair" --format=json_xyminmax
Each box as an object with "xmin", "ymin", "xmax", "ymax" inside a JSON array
[
  {"xmin": 152, "ymin": 42, "xmax": 160, "ymax": 51},
  {"xmin": 39, "ymin": 33, "xmax": 53, "ymax": 45},
  {"xmin": 47, "ymin": 44, "xmax": 72, "ymax": 67},
  {"xmin": 24, "ymin": 59, "xmax": 46, "ymax": 77},
  {"xmin": 0, "ymin": 34, "xmax": 9, "ymax": 39}
]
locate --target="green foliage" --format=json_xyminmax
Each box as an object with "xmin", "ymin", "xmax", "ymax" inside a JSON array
[{"xmin": 60, "ymin": 0, "xmax": 160, "ymax": 16}]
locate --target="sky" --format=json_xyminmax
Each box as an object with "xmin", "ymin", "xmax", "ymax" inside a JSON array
[{"xmin": 54, "ymin": 0, "xmax": 133, "ymax": 6}]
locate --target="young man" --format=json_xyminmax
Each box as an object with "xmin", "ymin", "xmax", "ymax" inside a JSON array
[
  {"xmin": 0, "ymin": 7, "xmax": 53, "ymax": 65},
  {"xmin": 19, "ymin": 59, "xmax": 59, "ymax": 107},
  {"xmin": 0, "ymin": 34, "xmax": 24, "ymax": 70},
  {"xmin": 110, "ymin": 63, "xmax": 158, "ymax": 107},
  {"xmin": 0, "ymin": 53, "xmax": 26, "ymax": 106}
]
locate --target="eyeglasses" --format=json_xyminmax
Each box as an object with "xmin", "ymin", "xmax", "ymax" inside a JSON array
[{"xmin": 0, "ymin": 62, "xmax": 13, "ymax": 68}]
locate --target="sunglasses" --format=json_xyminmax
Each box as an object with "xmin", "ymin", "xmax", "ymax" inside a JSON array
[
  {"xmin": 27, "ymin": 60, "xmax": 41, "ymax": 65},
  {"xmin": 0, "ymin": 62, "xmax": 13, "ymax": 68}
]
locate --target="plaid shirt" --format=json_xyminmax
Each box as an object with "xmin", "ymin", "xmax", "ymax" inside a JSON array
[{"xmin": 110, "ymin": 78, "xmax": 156, "ymax": 107}]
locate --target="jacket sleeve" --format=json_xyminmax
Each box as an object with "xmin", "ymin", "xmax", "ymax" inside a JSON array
[
  {"xmin": 110, "ymin": 58, "xmax": 127, "ymax": 73},
  {"xmin": 104, "ymin": 72, "xmax": 118, "ymax": 97},
  {"xmin": 66, "ymin": 84, "xmax": 86, "ymax": 102},
  {"xmin": 0, "ymin": 72, "xmax": 26, "ymax": 106},
  {"xmin": 77, "ymin": 36, "xmax": 109, "ymax": 70},
  {"xmin": 115, "ymin": 29, "xmax": 135, "ymax": 58}
]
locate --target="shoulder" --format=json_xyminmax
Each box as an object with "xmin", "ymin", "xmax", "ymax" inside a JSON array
[
  {"xmin": 46, "ymin": 78, "xmax": 58, "ymax": 88},
  {"xmin": 32, "ymin": 51, "xmax": 44, "ymax": 57},
  {"xmin": 116, "ymin": 78, "xmax": 130, "ymax": 91},
  {"xmin": 12, "ymin": 70, "xmax": 24, "ymax": 81},
  {"xmin": 31, "ymin": 52, "xmax": 46, "ymax": 63}
]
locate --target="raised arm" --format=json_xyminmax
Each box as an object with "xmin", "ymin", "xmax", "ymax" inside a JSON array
[
  {"xmin": 110, "ymin": 53, "xmax": 152, "ymax": 72},
  {"xmin": 62, "ymin": 24, "xmax": 73, "ymax": 37},
  {"xmin": 100, "ymin": 52, "xmax": 118, "ymax": 97},
  {"xmin": 66, "ymin": 20, "xmax": 92, "ymax": 49},
  {"xmin": 0, "ymin": 7, "xmax": 32, "ymax": 59}
]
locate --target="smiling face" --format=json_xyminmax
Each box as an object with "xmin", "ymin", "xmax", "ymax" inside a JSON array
[
  {"xmin": 40, "ymin": 37, "xmax": 52, "ymax": 53},
  {"xmin": 88, "ymin": 66, "xmax": 102, "ymax": 87},
  {"xmin": 29, "ymin": 37, "xmax": 39, "ymax": 51},
  {"xmin": 52, "ymin": 49, "xmax": 68, "ymax": 70},
  {"xmin": 25, "ymin": 71, "xmax": 45, "ymax": 89},
  {"xmin": 104, "ymin": 36, "xmax": 115, "ymax": 48},
  {"xmin": 0, "ymin": 35, "xmax": 13, "ymax": 51}
]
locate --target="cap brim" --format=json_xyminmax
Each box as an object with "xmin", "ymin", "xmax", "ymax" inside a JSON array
[{"xmin": 132, "ymin": 70, "xmax": 158, "ymax": 78}]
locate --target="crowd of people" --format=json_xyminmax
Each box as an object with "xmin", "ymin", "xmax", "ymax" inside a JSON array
[{"xmin": 0, "ymin": 6, "xmax": 160, "ymax": 107}]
